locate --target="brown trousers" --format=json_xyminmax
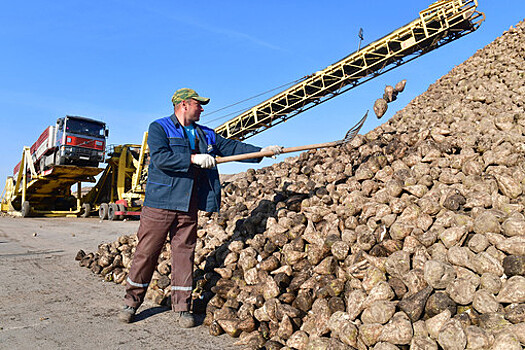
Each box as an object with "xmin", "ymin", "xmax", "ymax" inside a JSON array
[{"xmin": 124, "ymin": 193, "xmax": 198, "ymax": 312}]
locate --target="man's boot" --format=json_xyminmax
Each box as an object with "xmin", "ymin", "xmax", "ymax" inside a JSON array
[
  {"xmin": 175, "ymin": 311, "xmax": 196, "ymax": 328},
  {"xmin": 119, "ymin": 305, "xmax": 137, "ymax": 323}
]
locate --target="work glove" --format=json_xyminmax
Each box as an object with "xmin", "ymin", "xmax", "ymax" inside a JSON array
[
  {"xmin": 192, "ymin": 154, "xmax": 216, "ymax": 169},
  {"xmin": 261, "ymin": 145, "xmax": 283, "ymax": 158}
]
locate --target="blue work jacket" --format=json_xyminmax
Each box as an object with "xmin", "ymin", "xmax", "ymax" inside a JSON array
[{"xmin": 144, "ymin": 114, "xmax": 262, "ymax": 213}]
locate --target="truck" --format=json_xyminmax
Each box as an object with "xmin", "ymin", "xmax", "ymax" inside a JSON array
[
  {"xmin": 13, "ymin": 115, "xmax": 108, "ymax": 179},
  {"xmin": 1, "ymin": 115, "xmax": 108, "ymax": 217}
]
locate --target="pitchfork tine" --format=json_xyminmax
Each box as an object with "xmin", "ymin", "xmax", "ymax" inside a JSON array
[{"xmin": 342, "ymin": 110, "xmax": 368, "ymax": 144}]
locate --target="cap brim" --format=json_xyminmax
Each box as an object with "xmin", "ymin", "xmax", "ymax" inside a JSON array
[{"xmin": 193, "ymin": 96, "xmax": 210, "ymax": 105}]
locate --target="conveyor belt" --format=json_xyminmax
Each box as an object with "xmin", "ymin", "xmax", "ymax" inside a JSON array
[{"xmin": 215, "ymin": 0, "xmax": 484, "ymax": 140}]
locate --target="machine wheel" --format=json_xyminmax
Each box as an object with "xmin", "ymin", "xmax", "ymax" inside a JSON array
[
  {"xmin": 99, "ymin": 203, "xmax": 109, "ymax": 220},
  {"xmin": 80, "ymin": 203, "xmax": 91, "ymax": 218},
  {"xmin": 55, "ymin": 151, "xmax": 64, "ymax": 165},
  {"xmin": 39, "ymin": 158, "xmax": 46, "ymax": 173},
  {"xmin": 117, "ymin": 203, "xmax": 126, "ymax": 221},
  {"xmin": 108, "ymin": 203, "xmax": 118, "ymax": 221},
  {"xmin": 21, "ymin": 201, "xmax": 31, "ymax": 217}
]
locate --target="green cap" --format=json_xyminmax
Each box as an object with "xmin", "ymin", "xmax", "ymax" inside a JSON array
[{"xmin": 171, "ymin": 88, "xmax": 210, "ymax": 106}]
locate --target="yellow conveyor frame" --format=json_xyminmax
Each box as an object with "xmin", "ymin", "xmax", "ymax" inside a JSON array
[{"xmin": 215, "ymin": 0, "xmax": 484, "ymax": 140}]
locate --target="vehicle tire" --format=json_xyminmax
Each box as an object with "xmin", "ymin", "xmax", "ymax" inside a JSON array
[
  {"xmin": 55, "ymin": 151, "xmax": 64, "ymax": 165},
  {"xmin": 81, "ymin": 203, "xmax": 91, "ymax": 218},
  {"xmin": 21, "ymin": 201, "xmax": 31, "ymax": 217},
  {"xmin": 117, "ymin": 203, "xmax": 126, "ymax": 221},
  {"xmin": 108, "ymin": 203, "xmax": 118, "ymax": 221},
  {"xmin": 99, "ymin": 203, "xmax": 109, "ymax": 220},
  {"xmin": 39, "ymin": 158, "xmax": 46, "ymax": 173}
]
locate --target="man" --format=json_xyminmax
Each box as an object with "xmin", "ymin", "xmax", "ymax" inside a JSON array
[{"xmin": 119, "ymin": 88, "xmax": 282, "ymax": 327}]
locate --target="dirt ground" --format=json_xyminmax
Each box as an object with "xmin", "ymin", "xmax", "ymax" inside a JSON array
[{"xmin": 0, "ymin": 215, "xmax": 239, "ymax": 350}]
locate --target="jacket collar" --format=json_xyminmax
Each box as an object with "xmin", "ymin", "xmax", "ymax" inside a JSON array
[
  {"xmin": 170, "ymin": 113, "xmax": 202, "ymax": 130},
  {"xmin": 170, "ymin": 113, "xmax": 182, "ymax": 128}
]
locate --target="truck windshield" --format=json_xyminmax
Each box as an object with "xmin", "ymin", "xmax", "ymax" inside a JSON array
[{"xmin": 65, "ymin": 119, "xmax": 105, "ymax": 137}]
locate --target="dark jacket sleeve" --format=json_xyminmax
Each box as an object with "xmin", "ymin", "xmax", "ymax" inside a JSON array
[
  {"xmin": 148, "ymin": 122, "xmax": 192, "ymax": 173},
  {"xmin": 214, "ymin": 134, "xmax": 263, "ymax": 163}
]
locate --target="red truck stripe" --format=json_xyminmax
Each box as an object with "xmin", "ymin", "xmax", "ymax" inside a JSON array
[
  {"xmin": 66, "ymin": 136, "xmax": 105, "ymax": 150},
  {"xmin": 30, "ymin": 127, "xmax": 50, "ymax": 154}
]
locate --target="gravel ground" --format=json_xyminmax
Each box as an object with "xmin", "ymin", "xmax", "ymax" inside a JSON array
[{"xmin": 0, "ymin": 215, "xmax": 239, "ymax": 350}]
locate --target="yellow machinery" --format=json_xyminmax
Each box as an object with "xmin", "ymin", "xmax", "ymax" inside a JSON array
[
  {"xmin": 215, "ymin": 0, "xmax": 485, "ymax": 140},
  {"xmin": 82, "ymin": 132, "xmax": 149, "ymax": 220},
  {"xmin": 1, "ymin": 147, "xmax": 103, "ymax": 217}
]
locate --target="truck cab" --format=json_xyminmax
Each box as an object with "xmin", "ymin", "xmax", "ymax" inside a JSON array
[{"xmin": 55, "ymin": 115, "xmax": 108, "ymax": 167}]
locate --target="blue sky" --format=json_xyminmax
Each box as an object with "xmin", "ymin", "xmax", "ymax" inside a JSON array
[{"xmin": 1, "ymin": 1, "xmax": 524, "ymax": 190}]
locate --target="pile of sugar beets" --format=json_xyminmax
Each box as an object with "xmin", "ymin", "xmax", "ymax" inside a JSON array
[{"xmin": 78, "ymin": 20, "xmax": 525, "ymax": 349}]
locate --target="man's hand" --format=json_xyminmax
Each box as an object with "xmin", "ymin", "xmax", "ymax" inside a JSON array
[
  {"xmin": 261, "ymin": 145, "xmax": 283, "ymax": 158},
  {"xmin": 191, "ymin": 154, "xmax": 216, "ymax": 168}
]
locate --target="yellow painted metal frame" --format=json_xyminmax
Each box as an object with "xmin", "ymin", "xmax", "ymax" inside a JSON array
[
  {"xmin": 115, "ymin": 145, "xmax": 138, "ymax": 200},
  {"xmin": 0, "ymin": 177, "xmax": 15, "ymax": 212},
  {"xmin": 215, "ymin": 0, "xmax": 484, "ymax": 141},
  {"xmin": 82, "ymin": 144, "xmax": 139, "ymax": 207},
  {"xmin": 130, "ymin": 131, "xmax": 149, "ymax": 194},
  {"xmin": 82, "ymin": 136, "xmax": 148, "ymax": 213}
]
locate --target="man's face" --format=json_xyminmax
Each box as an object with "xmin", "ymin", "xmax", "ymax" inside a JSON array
[{"xmin": 184, "ymin": 99, "xmax": 204, "ymax": 122}]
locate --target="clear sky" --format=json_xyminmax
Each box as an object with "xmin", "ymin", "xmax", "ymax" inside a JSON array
[{"xmin": 1, "ymin": 1, "xmax": 524, "ymax": 191}]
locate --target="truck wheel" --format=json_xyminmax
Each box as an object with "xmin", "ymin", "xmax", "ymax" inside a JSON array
[
  {"xmin": 99, "ymin": 203, "xmax": 109, "ymax": 220},
  {"xmin": 81, "ymin": 203, "xmax": 91, "ymax": 218},
  {"xmin": 117, "ymin": 203, "xmax": 126, "ymax": 220},
  {"xmin": 55, "ymin": 151, "xmax": 63, "ymax": 165},
  {"xmin": 21, "ymin": 201, "xmax": 31, "ymax": 217},
  {"xmin": 108, "ymin": 203, "xmax": 118, "ymax": 221}
]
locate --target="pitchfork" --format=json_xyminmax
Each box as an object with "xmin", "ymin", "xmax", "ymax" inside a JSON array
[{"xmin": 216, "ymin": 110, "xmax": 368, "ymax": 164}]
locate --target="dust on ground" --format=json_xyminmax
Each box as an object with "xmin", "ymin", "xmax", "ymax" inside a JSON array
[{"xmin": 0, "ymin": 216, "xmax": 239, "ymax": 350}]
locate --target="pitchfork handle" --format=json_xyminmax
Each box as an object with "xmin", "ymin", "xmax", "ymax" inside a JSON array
[{"xmin": 215, "ymin": 141, "xmax": 339, "ymax": 164}]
